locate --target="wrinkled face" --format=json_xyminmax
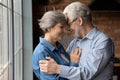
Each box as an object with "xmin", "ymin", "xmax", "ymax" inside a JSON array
[
  {"xmin": 67, "ymin": 14, "xmax": 81, "ymax": 38},
  {"xmin": 49, "ymin": 23, "xmax": 66, "ymax": 41}
]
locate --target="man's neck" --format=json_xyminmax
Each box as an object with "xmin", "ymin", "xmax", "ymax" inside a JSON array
[{"xmin": 80, "ymin": 23, "xmax": 93, "ymax": 38}]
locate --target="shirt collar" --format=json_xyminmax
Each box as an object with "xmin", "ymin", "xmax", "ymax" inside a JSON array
[
  {"xmin": 85, "ymin": 27, "xmax": 98, "ymax": 40},
  {"xmin": 39, "ymin": 37, "xmax": 55, "ymax": 51},
  {"xmin": 75, "ymin": 27, "xmax": 98, "ymax": 41}
]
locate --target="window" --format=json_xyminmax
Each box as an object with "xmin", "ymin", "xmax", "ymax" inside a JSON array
[
  {"xmin": 0, "ymin": 0, "xmax": 33, "ymax": 79},
  {"xmin": 14, "ymin": 0, "xmax": 23, "ymax": 79},
  {"xmin": 0, "ymin": 0, "xmax": 23, "ymax": 80},
  {"xmin": 0, "ymin": 4, "xmax": 9, "ymax": 80}
]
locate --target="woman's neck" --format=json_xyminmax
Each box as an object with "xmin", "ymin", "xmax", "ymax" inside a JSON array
[{"xmin": 44, "ymin": 34, "xmax": 57, "ymax": 48}]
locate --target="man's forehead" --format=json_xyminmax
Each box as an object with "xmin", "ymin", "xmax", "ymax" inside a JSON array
[{"xmin": 64, "ymin": 13, "xmax": 72, "ymax": 22}]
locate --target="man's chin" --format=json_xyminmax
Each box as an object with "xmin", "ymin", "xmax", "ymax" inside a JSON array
[
  {"xmin": 74, "ymin": 35, "xmax": 79, "ymax": 38},
  {"xmin": 73, "ymin": 32, "xmax": 80, "ymax": 38}
]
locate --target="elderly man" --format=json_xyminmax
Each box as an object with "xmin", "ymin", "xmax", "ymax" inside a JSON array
[{"xmin": 39, "ymin": 2, "xmax": 114, "ymax": 80}]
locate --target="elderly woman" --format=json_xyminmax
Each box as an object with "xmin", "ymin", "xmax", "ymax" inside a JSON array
[{"xmin": 32, "ymin": 11, "xmax": 81, "ymax": 80}]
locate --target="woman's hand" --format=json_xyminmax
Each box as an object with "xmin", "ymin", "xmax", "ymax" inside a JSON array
[{"xmin": 70, "ymin": 48, "xmax": 82, "ymax": 64}]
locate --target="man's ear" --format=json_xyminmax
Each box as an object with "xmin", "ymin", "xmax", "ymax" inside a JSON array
[
  {"xmin": 47, "ymin": 28, "xmax": 51, "ymax": 32},
  {"xmin": 78, "ymin": 17, "xmax": 83, "ymax": 26}
]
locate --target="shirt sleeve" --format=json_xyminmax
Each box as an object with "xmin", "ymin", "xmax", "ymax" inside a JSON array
[
  {"xmin": 32, "ymin": 48, "xmax": 59, "ymax": 80},
  {"xmin": 59, "ymin": 38, "xmax": 114, "ymax": 80},
  {"xmin": 70, "ymin": 62, "xmax": 78, "ymax": 67}
]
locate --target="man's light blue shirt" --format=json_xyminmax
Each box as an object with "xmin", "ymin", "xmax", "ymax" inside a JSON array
[{"xmin": 59, "ymin": 27, "xmax": 114, "ymax": 80}]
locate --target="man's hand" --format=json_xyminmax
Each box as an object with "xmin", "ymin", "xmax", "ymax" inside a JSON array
[
  {"xmin": 70, "ymin": 48, "xmax": 82, "ymax": 64},
  {"xmin": 39, "ymin": 57, "xmax": 61, "ymax": 74}
]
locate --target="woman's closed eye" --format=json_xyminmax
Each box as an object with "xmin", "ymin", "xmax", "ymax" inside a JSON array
[{"xmin": 60, "ymin": 26, "xmax": 64, "ymax": 29}]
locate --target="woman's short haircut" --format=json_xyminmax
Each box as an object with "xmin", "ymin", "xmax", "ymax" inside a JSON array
[{"xmin": 38, "ymin": 10, "xmax": 67, "ymax": 33}]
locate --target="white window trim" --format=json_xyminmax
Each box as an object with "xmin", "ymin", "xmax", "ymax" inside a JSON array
[{"xmin": 23, "ymin": 0, "xmax": 33, "ymax": 80}]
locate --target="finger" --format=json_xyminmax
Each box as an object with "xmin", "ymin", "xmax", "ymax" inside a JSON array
[
  {"xmin": 40, "ymin": 63, "xmax": 45, "ymax": 67},
  {"xmin": 70, "ymin": 50, "xmax": 74, "ymax": 56},
  {"xmin": 77, "ymin": 48, "xmax": 82, "ymax": 56},
  {"xmin": 73, "ymin": 49, "xmax": 75, "ymax": 54},
  {"xmin": 40, "ymin": 67, "xmax": 47, "ymax": 72},
  {"xmin": 74, "ymin": 48, "xmax": 79, "ymax": 55},
  {"xmin": 46, "ymin": 56, "xmax": 54, "ymax": 61},
  {"xmin": 71, "ymin": 50, "xmax": 74, "ymax": 54},
  {"xmin": 40, "ymin": 66, "xmax": 51, "ymax": 74},
  {"xmin": 40, "ymin": 66, "xmax": 45, "ymax": 70},
  {"xmin": 40, "ymin": 69, "xmax": 46, "ymax": 72},
  {"xmin": 79, "ymin": 48, "xmax": 82, "ymax": 53},
  {"xmin": 79, "ymin": 48, "xmax": 82, "ymax": 54},
  {"xmin": 46, "ymin": 56, "xmax": 51, "ymax": 60},
  {"xmin": 39, "ymin": 60, "xmax": 47, "ymax": 64},
  {"xmin": 40, "ymin": 63, "xmax": 47, "ymax": 67}
]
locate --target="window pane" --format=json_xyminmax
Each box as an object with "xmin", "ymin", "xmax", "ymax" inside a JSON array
[
  {"xmin": 14, "ymin": 13, "xmax": 20, "ymax": 80},
  {"xmin": 8, "ymin": 8, "xmax": 13, "ymax": 80},
  {"xmin": 14, "ymin": 13, "xmax": 20, "ymax": 52},
  {"xmin": 14, "ymin": 0, "xmax": 22, "ymax": 14},
  {"xmin": 14, "ymin": 0, "xmax": 23, "ymax": 79},
  {"xmin": 8, "ymin": 0, "xmax": 12, "ymax": 9},
  {"xmin": 0, "ymin": 0, "xmax": 23, "ymax": 80},
  {"xmin": 2, "ymin": 6, "xmax": 9, "ymax": 65},
  {"xmin": 0, "ymin": 5, "xmax": 9, "ymax": 80},
  {"xmin": 14, "ymin": 12, "xmax": 22, "ymax": 80},
  {"xmin": 0, "ymin": 7, "xmax": 1, "ymax": 32},
  {"xmin": 1, "ymin": 0, "xmax": 7, "ymax": 6},
  {"xmin": 0, "ymin": 5, "xmax": 2, "ymax": 74}
]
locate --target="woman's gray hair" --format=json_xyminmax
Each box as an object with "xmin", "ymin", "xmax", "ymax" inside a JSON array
[
  {"xmin": 63, "ymin": 2, "xmax": 92, "ymax": 22},
  {"xmin": 38, "ymin": 10, "xmax": 67, "ymax": 32}
]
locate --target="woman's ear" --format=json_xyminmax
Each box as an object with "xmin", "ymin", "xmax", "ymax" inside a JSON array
[{"xmin": 78, "ymin": 17, "xmax": 83, "ymax": 26}]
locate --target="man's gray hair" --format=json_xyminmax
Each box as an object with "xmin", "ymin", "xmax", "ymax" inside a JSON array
[
  {"xmin": 38, "ymin": 11, "xmax": 67, "ymax": 32},
  {"xmin": 63, "ymin": 2, "xmax": 92, "ymax": 22}
]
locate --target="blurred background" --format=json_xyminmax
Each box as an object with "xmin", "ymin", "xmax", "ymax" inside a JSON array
[{"xmin": 0, "ymin": 0, "xmax": 120, "ymax": 80}]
